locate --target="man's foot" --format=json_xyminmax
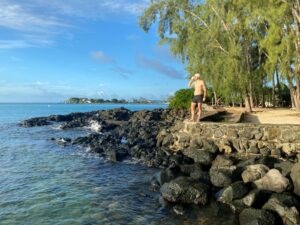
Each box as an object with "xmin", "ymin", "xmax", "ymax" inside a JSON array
[{"xmin": 188, "ymin": 118, "xmax": 194, "ymax": 122}]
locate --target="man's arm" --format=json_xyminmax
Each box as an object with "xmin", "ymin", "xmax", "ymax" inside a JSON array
[
  {"xmin": 188, "ymin": 77, "xmax": 194, "ymax": 87},
  {"xmin": 202, "ymin": 81, "xmax": 207, "ymax": 101}
]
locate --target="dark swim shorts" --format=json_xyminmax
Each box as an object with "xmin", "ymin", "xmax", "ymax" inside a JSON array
[{"xmin": 192, "ymin": 95, "xmax": 203, "ymax": 104}]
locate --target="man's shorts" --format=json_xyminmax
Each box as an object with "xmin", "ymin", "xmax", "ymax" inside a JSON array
[{"xmin": 192, "ymin": 95, "xmax": 203, "ymax": 104}]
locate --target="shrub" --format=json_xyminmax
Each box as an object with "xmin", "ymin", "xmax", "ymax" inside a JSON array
[{"xmin": 168, "ymin": 89, "xmax": 194, "ymax": 110}]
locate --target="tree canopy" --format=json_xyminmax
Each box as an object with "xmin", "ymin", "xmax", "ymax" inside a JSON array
[{"xmin": 139, "ymin": 0, "xmax": 300, "ymax": 111}]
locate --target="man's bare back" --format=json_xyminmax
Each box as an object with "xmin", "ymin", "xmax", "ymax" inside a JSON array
[{"xmin": 188, "ymin": 73, "xmax": 207, "ymax": 122}]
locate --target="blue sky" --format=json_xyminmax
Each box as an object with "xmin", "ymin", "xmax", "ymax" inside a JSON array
[{"xmin": 0, "ymin": 0, "xmax": 187, "ymax": 103}]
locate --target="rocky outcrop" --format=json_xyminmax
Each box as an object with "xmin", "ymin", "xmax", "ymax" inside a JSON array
[{"xmin": 21, "ymin": 108, "xmax": 300, "ymax": 225}]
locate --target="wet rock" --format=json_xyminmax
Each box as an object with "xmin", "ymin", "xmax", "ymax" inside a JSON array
[
  {"xmin": 20, "ymin": 118, "xmax": 50, "ymax": 127},
  {"xmin": 254, "ymin": 169, "xmax": 289, "ymax": 193},
  {"xmin": 51, "ymin": 137, "xmax": 72, "ymax": 146},
  {"xmin": 150, "ymin": 177, "xmax": 160, "ymax": 192},
  {"xmin": 159, "ymin": 167, "xmax": 179, "ymax": 185},
  {"xmin": 217, "ymin": 181, "xmax": 249, "ymax": 204},
  {"xmin": 263, "ymin": 197, "xmax": 300, "ymax": 225},
  {"xmin": 241, "ymin": 164, "xmax": 269, "ymax": 183},
  {"xmin": 290, "ymin": 163, "xmax": 300, "ymax": 197},
  {"xmin": 160, "ymin": 176, "xmax": 209, "ymax": 205},
  {"xmin": 239, "ymin": 208, "xmax": 277, "ymax": 225},
  {"xmin": 209, "ymin": 165, "xmax": 237, "ymax": 188},
  {"xmin": 173, "ymin": 204, "xmax": 185, "ymax": 215},
  {"xmin": 105, "ymin": 149, "xmax": 129, "ymax": 162}
]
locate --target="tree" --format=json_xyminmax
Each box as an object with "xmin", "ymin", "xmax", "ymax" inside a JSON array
[{"xmin": 139, "ymin": 0, "xmax": 300, "ymax": 111}]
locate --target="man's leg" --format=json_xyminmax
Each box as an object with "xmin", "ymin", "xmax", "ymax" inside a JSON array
[
  {"xmin": 190, "ymin": 102, "xmax": 196, "ymax": 121},
  {"xmin": 197, "ymin": 103, "xmax": 202, "ymax": 122}
]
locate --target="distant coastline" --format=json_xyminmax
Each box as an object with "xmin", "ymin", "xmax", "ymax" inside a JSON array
[{"xmin": 64, "ymin": 97, "xmax": 168, "ymax": 105}]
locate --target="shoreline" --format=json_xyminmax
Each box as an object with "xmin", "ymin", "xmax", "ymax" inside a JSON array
[{"xmin": 20, "ymin": 107, "xmax": 300, "ymax": 225}]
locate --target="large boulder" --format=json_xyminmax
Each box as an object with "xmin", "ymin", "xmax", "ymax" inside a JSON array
[
  {"xmin": 254, "ymin": 169, "xmax": 289, "ymax": 193},
  {"xmin": 241, "ymin": 164, "xmax": 269, "ymax": 183},
  {"xmin": 159, "ymin": 167, "xmax": 179, "ymax": 185},
  {"xmin": 209, "ymin": 166, "xmax": 237, "ymax": 188},
  {"xmin": 239, "ymin": 208, "xmax": 277, "ymax": 225},
  {"xmin": 263, "ymin": 197, "xmax": 300, "ymax": 225},
  {"xmin": 274, "ymin": 161, "xmax": 294, "ymax": 177},
  {"xmin": 212, "ymin": 155, "xmax": 235, "ymax": 168},
  {"xmin": 160, "ymin": 176, "xmax": 209, "ymax": 205},
  {"xmin": 217, "ymin": 181, "xmax": 249, "ymax": 204},
  {"xmin": 290, "ymin": 163, "xmax": 300, "ymax": 197},
  {"xmin": 184, "ymin": 148, "xmax": 215, "ymax": 166}
]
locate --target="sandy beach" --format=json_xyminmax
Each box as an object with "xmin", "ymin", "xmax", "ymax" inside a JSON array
[{"xmin": 226, "ymin": 107, "xmax": 300, "ymax": 125}]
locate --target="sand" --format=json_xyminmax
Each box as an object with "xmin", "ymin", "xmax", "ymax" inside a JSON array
[{"xmin": 226, "ymin": 107, "xmax": 300, "ymax": 125}]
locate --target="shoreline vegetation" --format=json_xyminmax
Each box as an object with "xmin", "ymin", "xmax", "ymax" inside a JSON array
[{"xmin": 64, "ymin": 97, "xmax": 168, "ymax": 105}]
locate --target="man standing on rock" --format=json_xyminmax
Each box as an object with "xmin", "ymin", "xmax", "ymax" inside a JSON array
[{"xmin": 188, "ymin": 73, "xmax": 207, "ymax": 122}]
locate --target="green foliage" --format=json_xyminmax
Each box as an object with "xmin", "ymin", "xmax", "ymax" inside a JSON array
[
  {"xmin": 168, "ymin": 89, "xmax": 194, "ymax": 109},
  {"xmin": 139, "ymin": 0, "xmax": 300, "ymax": 108}
]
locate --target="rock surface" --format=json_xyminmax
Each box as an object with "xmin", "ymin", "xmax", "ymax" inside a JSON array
[
  {"xmin": 239, "ymin": 208, "xmax": 277, "ymax": 225},
  {"xmin": 290, "ymin": 163, "xmax": 300, "ymax": 197},
  {"xmin": 241, "ymin": 164, "xmax": 269, "ymax": 183},
  {"xmin": 263, "ymin": 197, "xmax": 300, "ymax": 225},
  {"xmin": 254, "ymin": 169, "xmax": 289, "ymax": 193},
  {"xmin": 160, "ymin": 177, "xmax": 209, "ymax": 205}
]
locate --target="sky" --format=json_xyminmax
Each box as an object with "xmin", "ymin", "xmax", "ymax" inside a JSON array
[{"xmin": 0, "ymin": 0, "xmax": 188, "ymax": 103}]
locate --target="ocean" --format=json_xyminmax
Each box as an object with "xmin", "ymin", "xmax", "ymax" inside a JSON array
[{"xmin": 0, "ymin": 104, "xmax": 236, "ymax": 225}]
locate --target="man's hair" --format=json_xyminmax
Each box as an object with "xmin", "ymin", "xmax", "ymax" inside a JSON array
[{"xmin": 194, "ymin": 73, "xmax": 200, "ymax": 78}]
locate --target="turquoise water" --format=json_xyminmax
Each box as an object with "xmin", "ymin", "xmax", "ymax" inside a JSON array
[{"xmin": 0, "ymin": 104, "xmax": 236, "ymax": 225}]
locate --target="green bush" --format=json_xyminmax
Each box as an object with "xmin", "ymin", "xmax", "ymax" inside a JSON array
[{"xmin": 168, "ymin": 89, "xmax": 194, "ymax": 110}]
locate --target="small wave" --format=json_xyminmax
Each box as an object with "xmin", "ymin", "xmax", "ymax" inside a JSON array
[
  {"xmin": 123, "ymin": 158, "xmax": 140, "ymax": 165},
  {"xmin": 51, "ymin": 125, "xmax": 62, "ymax": 130},
  {"xmin": 87, "ymin": 120, "xmax": 102, "ymax": 132}
]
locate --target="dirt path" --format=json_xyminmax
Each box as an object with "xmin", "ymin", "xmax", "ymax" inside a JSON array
[{"xmin": 226, "ymin": 108, "xmax": 300, "ymax": 125}]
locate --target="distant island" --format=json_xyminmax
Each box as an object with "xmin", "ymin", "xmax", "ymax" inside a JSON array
[{"xmin": 65, "ymin": 97, "xmax": 167, "ymax": 104}]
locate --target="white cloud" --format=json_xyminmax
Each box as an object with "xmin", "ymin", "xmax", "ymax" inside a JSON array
[
  {"xmin": 136, "ymin": 54, "xmax": 184, "ymax": 79},
  {"xmin": 0, "ymin": 1, "xmax": 68, "ymax": 33},
  {"xmin": 90, "ymin": 51, "xmax": 115, "ymax": 64},
  {"xmin": 0, "ymin": 40, "xmax": 32, "ymax": 49},
  {"xmin": 0, "ymin": 0, "xmax": 149, "ymax": 49}
]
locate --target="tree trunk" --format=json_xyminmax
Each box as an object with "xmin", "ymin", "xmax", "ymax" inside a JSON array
[
  {"xmin": 245, "ymin": 94, "xmax": 252, "ymax": 113},
  {"xmin": 286, "ymin": 72, "xmax": 295, "ymax": 108},
  {"xmin": 295, "ymin": 73, "xmax": 300, "ymax": 110},
  {"xmin": 275, "ymin": 65, "xmax": 282, "ymax": 106},
  {"xmin": 213, "ymin": 91, "xmax": 217, "ymax": 107},
  {"xmin": 249, "ymin": 81, "xmax": 254, "ymax": 109},
  {"xmin": 272, "ymin": 72, "xmax": 276, "ymax": 107}
]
